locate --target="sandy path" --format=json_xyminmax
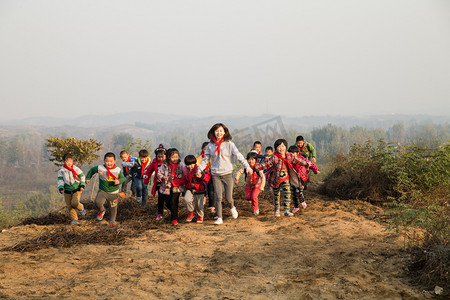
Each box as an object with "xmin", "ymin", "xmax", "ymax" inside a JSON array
[{"xmin": 0, "ymin": 191, "xmax": 431, "ymax": 299}]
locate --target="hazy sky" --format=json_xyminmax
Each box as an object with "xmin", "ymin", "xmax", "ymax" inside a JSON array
[{"xmin": 1, "ymin": 0, "xmax": 450, "ymax": 121}]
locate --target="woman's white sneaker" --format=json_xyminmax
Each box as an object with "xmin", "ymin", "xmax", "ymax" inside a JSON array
[
  {"xmin": 214, "ymin": 217, "xmax": 223, "ymax": 225},
  {"xmin": 230, "ymin": 207, "xmax": 238, "ymax": 219}
]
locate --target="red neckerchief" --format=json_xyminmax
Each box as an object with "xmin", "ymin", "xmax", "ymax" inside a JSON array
[
  {"xmin": 298, "ymin": 144, "xmax": 307, "ymax": 151},
  {"xmin": 249, "ymin": 163, "xmax": 258, "ymax": 182},
  {"xmin": 213, "ymin": 138, "xmax": 223, "ymax": 156},
  {"xmin": 140, "ymin": 158, "xmax": 150, "ymax": 178},
  {"xmin": 274, "ymin": 152, "xmax": 294, "ymax": 170},
  {"xmin": 169, "ymin": 161, "xmax": 178, "ymax": 179},
  {"xmin": 63, "ymin": 164, "xmax": 80, "ymax": 182},
  {"xmin": 124, "ymin": 156, "xmax": 131, "ymax": 173},
  {"xmin": 188, "ymin": 165, "xmax": 198, "ymax": 188},
  {"xmin": 105, "ymin": 164, "xmax": 118, "ymax": 180},
  {"xmin": 201, "ymin": 150, "xmax": 205, "ymax": 158}
]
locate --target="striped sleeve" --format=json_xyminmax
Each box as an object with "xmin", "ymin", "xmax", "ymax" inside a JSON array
[
  {"xmin": 57, "ymin": 168, "xmax": 64, "ymax": 190},
  {"xmin": 75, "ymin": 166, "xmax": 86, "ymax": 185}
]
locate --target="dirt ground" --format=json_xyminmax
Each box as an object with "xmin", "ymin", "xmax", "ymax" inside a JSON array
[{"xmin": 0, "ymin": 187, "xmax": 437, "ymax": 299}]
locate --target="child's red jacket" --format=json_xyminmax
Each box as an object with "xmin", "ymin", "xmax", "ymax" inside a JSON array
[
  {"xmin": 172, "ymin": 165, "xmax": 211, "ymax": 194},
  {"xmin": 143, "ymin": 158, "xmax": 163, "ymax": 196}
]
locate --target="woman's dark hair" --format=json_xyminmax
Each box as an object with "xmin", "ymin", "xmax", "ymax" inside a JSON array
[
  {"xmin": 288, "ymin": 145, "xmax": 299, "ymax": 153},
  {"xmin": 154, "ymin": 144, "xmax": 166, "ymax": 155},
  {"xmin": 246, "ymin": 152, "xmax": 259, "ymax": 160},
  {"xmin": 104, "ymin": 152, "xmax": 116, "ymax": 160},
  {"xmin": 207, "ymin": 123, "xmax": 232, "ymax": 141},
  {"xmin": 274, "ymin": 139, "xmax": 288, "ymax": 150},
  {"xmin": 184, "ymin": 155, "xmax": 197, "ymax": 166}
]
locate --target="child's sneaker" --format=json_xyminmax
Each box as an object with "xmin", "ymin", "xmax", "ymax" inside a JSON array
[
  {"xmin": 214, "ymin": 217, "xmax": 223, "ymax": 225},
  {"xmin": 186, "ymin": 212, "xmax": 195, "ymax": 222},
  {"xmin": 230, "ymin": 207, "xmax": 238, "ymax": 219},
  {"xmin": 155, "ymin": 214, "xmax": 163, "ymax": 221},
  {"xmin": 254, "ymin": 209, "xmax": 260, "ymax": 216},
  {"xmin": 284, "ymin": 211, "xmax": 294, "ymax": 217},
  {"xmin": 301, "ymin": 201, "xmax": 307, "ymax": 209},
  {"xmin": 172, "ymin": 220, "xmax": 178, "ymax": 226},
  {"xmin": 109, "ymin": 222, "xmax": 115, "ymax": 226},
  {"xmin": 136, "ymin": 197, "xmax": 141, "ymax": 203},
  {"xmin": 274, "ymin": 209, "xmax": 281, "ymax": 217},
  {"xmin": 70, "ymin": 220, "xmax": 79, "ymax": 225},
  {"xmin": 292, "ymin": 207, "xmax": 300, "ymax": 214},
  {"xmin": 196, "ymin": 217, "xmax": 203, "ymax": 223},
  {"xmin": 97, "ymin": 210, "xmax": 106, "ymax": 221},
  {"xmin": 80, "ymin": 205, "xmax": 86, "ymax": 216}
]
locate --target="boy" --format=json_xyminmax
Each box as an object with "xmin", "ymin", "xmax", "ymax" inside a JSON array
[
  {"xmin": 251, "ymin": 141, "xmax": 262, "ymax": 155},
  {"xmin": 86, "ymin": 152, "xmax": 125, "ymax": 226},
  {"xmin": 295, "ymin": 136, "xmax": 317, "ymax": 162},
  {"xmin": 265, "ymin": 146, "xmax": 273, "ymax": 158},
  {"xmin": 57, "ymin": 154, "xmax": 86, "ymax": 225},
  {"xmin": 287, "ymin": 145, "xmax": 320, "ymax": 213},
  {"xmin": 129, "ymin": 149, "xmax": 151, "ymax": 208},
  {"xmin": 119, "ymin": 150, "xmax": 137, "ymax": 197},
  {"xmin": 173, "ymin": 155, "xmax": 211, "ymax": 223}
]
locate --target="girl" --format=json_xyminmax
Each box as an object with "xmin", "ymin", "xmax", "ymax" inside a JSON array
[
  {"xmin": 197, "ymin": 123, "xmax": 252, "ymax": 225},
  {"xmin": 234, "ymin": 151, "xmax": 266, "ymax": 215},
  {"xmin": 287, "ymin": 145, "xmax": 320, "ymax": 213},
  {"xmin": 254, "ymin": 139, "xmax": 310, "ymax": 217},
  {"xmin": 143, "ymin": 144, "xmax": 167, "ymax": 219},
  {"xmin": 157, "ymin": 148, "xmax": 185, "ymax": 226}
]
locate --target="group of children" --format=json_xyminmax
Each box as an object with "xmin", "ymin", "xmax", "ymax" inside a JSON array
[{"xmin": 57, "ymin": 123, "xmax": 320, "ymax": 226}]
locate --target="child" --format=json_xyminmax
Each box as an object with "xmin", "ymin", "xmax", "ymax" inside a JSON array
[
  {"xmin": 265, "ymin": 146, "xmax": 273, "ymax": 158},
  {"xmin": 57, "ymin": 154, "xmax": 86, "ymax": 225},
  {"xmin": 173, "ymin": 155, "xmax": 211, "ymax": 223},
  {"xmin": 129, "ymin": 149, "xmax": 151, "ymax": 208},
  {"xmin": 143, "ymin": 144, "xmax": 167, "ymax": 218},
  {"xmin": 86, "ymin": 152, "xmax": 125, "ymax": 226},
  {"xmin": 254, "ymin": 139, "xmax": 310, "ymax": 217},
  {"xmin": 234, "ymin": 152, "xmax": 266, "ymax": 215},
  {"xmin": 196, "ymin": 142, "xmax": 215, "ymax": 213},
  {"xmin": 251, "ymin": 141, "xmax": 262, "ymax": 155},
  {"xmin": 197, "ymin": 123, "xmax": 252, "ymax": 225},
  {"xmin": 295, "ymin": 135, "xmax": 317, "ymax": 162},
  {"xmin": 287, "ymin": 146, "xmax": 320, "ymax": 213},
  {"xmin": 157, "ymin": 148, "xmax": 185, "ymax": 226},
  {"xmin": 120, "ymin": 150, "xmax": 137, "ymax": 197}
]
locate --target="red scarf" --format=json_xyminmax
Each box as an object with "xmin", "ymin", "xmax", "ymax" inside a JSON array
[
  {"xmin": 140, "ymin": 158, "xmax": 150, "ymax": 178},
  {"xmin": 298, "ymin": 144, "xmax": 307, "ymax": 151},
  {"xmin": 63, "ymin": 164, "xmax": 80, "ymax": 182},
  {"xmin": 213, "ymin": 138, "xmax": 223, "ymax": 156},
  {"xmin": 201, "ymin": 150, "xmax": 205, "ymax": 158},
  {"xmin": 105, "ymin": 164, "xmax": 118, "ymax": 180},
  {"xmin": 274, "ymin": 152, "xmax": 294, "ymax": 171},
  {"xmin": 124, "ymin": 156, "xmax": 131, "ymax": 173},
  {"xmin": 249, "ymin": 163, "xmax": 258, "ymax": 182},
  {"xmin": 169, "ymin": 161, "xmax": 178, "ymax": 180},
  {"xmin": 188, "ymin": 166, "xmax": 198, "ymax": 188}
]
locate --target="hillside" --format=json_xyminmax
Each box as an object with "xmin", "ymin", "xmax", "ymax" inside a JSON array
[{"xmin": 0, "ymin": 187, "xmax": 438, "ymax": 299}]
